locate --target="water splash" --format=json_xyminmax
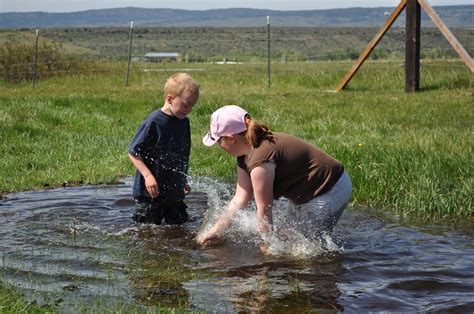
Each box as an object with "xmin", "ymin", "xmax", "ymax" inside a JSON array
[{"xmin": 190, "ymin": 177, "xmax": 343, "ymax": 259}]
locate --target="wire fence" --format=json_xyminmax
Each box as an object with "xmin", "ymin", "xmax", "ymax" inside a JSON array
[{"xmin": 0, "ymin": 21, "xmax": 472, "ymax": 88}]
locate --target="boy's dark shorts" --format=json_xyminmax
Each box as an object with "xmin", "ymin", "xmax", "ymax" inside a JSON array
[{"xmin": 132, "ymin": 200, "xmax": 188, "ymax": 225}]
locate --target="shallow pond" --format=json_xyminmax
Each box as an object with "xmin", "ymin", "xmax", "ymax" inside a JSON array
[{"xmin": 1, "ymin": 177, "xmax": 473, "ymax": 312}]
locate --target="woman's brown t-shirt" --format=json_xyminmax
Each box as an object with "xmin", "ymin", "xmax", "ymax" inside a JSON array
[{"xmin": 237, "ymin": 132, "xmax": 344, "ymax": 205}]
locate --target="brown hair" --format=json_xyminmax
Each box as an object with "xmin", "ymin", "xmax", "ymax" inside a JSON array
[
  {"xmin": 163, "ymin": 72, "xmax": 200, "ymax": 99},
  {"xmin": 241, "ymin": 114, "xmax": 275, "ymax": 148}
]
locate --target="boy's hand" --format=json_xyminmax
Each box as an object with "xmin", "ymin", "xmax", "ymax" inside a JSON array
[
  {"xmin": 145, "ymin": 175, "xmax": 159, "ymax": 198},
  {"xmin": 184, "ymin": 184, "xmax": 191, "ymax": 195}
]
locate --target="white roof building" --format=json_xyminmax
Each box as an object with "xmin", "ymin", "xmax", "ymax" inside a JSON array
[{"xmin": 144, "ymin": 52, "xmax": 179, "ymax": 59}]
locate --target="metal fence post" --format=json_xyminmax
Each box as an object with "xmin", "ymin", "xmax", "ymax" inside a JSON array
[
  {"xmin": 32, "ymin": 29, "xmax": 39, "ymax": 89},
  {"xmin": 125, "ymin": 21, "xmax": 134, "ymax": 86},
  {"xmin": 267, "ymin": 16, "xmax": 271, "ymax": 88}
]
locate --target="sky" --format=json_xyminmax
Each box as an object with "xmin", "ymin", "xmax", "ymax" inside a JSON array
[{"xmin": 1, "ymin": 0, "xmax": 472, "ymax": 13}]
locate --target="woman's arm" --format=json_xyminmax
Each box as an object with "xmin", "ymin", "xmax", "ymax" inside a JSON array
[
  {"xmin": 250, "ymin": 162, "xmax": 276, "ymax": 254},
  {"xmin": 250, "ymin": 162, "xmax": 276, "ymax": 234},
  {"xmin": 196, "ymin": 167, "xmax": 253, "ymax": 244}
]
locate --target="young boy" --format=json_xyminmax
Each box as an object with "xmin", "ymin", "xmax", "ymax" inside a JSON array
[{"xmin": 128, "ymin": 73, "xmax": 199, "ymax": 225}]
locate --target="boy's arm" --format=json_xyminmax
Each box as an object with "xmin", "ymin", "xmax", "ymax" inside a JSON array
[
  {"xmin": 183, "ymin": 120, "xmax": 191, "ymax": 195},
  {"xmin": 128, "ymin": 153, "xmax": 159, "ymax": 198}
]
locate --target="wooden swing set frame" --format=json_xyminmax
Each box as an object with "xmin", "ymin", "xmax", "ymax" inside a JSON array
[{"xmin": 336, "ymin": 0, "xmax": 473, "ymax": 92}]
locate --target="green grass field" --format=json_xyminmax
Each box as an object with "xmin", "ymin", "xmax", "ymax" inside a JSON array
[
  {"xmin": 0, "ymin": 59, "xmax": 472, "ymax": 313},
  {"xmin": 1, "ymin": 60, "xmax": 472, "ymax": 219}
]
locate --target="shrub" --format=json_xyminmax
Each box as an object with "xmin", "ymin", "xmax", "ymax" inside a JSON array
[{"xmin": 0, "ymin": 42, "xmax": 84, "ymax": 83}]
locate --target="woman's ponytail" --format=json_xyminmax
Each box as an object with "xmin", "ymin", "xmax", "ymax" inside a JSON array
[{"xmin": 243, "ymin": 114, "xmax": 274, "ymax": 147}]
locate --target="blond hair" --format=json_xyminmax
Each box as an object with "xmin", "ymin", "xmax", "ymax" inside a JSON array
[
  {"xmin": 164, "ymin": 73, "xmax": 200, "ymax": 99},
  {"xmin": 241, "ymin": 115, "xmax": 275, "ymax": 148}
]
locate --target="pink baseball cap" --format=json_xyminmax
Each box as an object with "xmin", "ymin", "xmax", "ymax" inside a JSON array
[{"xmin": 202, "ymin": 105, "xmax": 248, "ymax": 146}]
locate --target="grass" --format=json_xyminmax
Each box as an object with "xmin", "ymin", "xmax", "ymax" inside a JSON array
[
  {"xmin": 0, "ymin": 282, "xmax": 53, "ymax": 313},
  {"xmin": 0, "ymin": 59, "xmax": 472, "ymax": 311},
  {"xmin": 0, "ymin": 280, "xmax": 198, "ymax": 313},
  {"xmin": 1, "ymin": 60, "xmax": 472, "ymax": 219}
]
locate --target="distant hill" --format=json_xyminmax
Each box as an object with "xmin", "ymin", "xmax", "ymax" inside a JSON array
[{"xmin": 1, "ymin": 6, "xmax": 473, "ymax": 28}]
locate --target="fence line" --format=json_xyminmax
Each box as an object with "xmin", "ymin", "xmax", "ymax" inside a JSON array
[
  {"xmin": 0, "ymin": 22, "xmax": 471, "ymax": 88},
  {"xmin": 1, "ymin": 62, "xmax": 469, "ymax": 79},
  {"xmin": 3, "ymin": 46, "xmax": 466, "ymax": 68}
]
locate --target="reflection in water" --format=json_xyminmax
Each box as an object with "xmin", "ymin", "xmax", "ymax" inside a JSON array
[
  {"xmin": 186, "ymin": 257, "xmax": 345, "ymax": 312},
  {"xmin": 0, "ymin": 177, "xmax": 473, "ymax": 312}
]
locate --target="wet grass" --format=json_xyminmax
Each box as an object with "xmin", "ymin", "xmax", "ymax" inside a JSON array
[
  {"xmin": 0, "ymin": 282, "xmax": 54, "ymax": 313},
  {"xmin": 0, "ymin": 279, "xmax": 198, "ymax": 313}
]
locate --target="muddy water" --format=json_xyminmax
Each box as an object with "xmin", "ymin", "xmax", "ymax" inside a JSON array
[{"xmin": 0, "ymin": 177, "xmax": 473, "ymax": 312}]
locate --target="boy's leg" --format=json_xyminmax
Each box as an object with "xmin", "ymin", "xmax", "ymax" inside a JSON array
[
  {"xmin": 132, "ymin": 201, "xmax": 150, "ymax": 223},
  {"xmin": 149, "ymin": 202, "xmax": 165, "ymax": 225},
  {"xmin": 163, "ymin": 201, "xmax": 189, "ymax": 225},
  {"xmin": 133, "ymin": 200, "xmax": 164, "ymax": 225}
]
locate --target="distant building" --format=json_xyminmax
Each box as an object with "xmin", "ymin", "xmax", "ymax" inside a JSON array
[{"xmin": 143, "ymin": 52, "xmax": 179, "ymax": 63}]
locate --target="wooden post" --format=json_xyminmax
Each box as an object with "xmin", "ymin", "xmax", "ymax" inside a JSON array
[
  {"xmin": 336, "ymin": 0, "xmax": 406, "ymax": 91},
  {"xmin": 418, "ymin": 0, "xmax": 474, "ymax": 72},
  {"xmin": 405, "ymin": 0, "xmax": 421, "ymax": 92},
  {"xmin": 335, "ymin": 0, "xmax": 472, "ymax": 92}
]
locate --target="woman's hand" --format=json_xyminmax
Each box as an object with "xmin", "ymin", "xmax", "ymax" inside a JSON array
[
  {"xmin": 196, "ymin": 232, "xmax": 209, "ymax": 245},
  {"xmin": 257, "ymin": 223, "xmax": 270, "ymax": 234},
  {"xmin": 196, "ymin": 230, "xmax": 221, "ymax": 246},
  {"xmin": 259, "ymin": 242, "xmax": 270, "ymax": 255}
]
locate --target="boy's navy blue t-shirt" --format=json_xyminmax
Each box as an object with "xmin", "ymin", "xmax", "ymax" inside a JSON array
[{"xmin": 129, "ymin": 109, "xmax": 190, "ymax": 203}]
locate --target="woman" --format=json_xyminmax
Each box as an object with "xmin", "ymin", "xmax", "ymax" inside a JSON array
[{"xmin": 197, "ymin": 105, "xmax": 351, "ymax": 252}]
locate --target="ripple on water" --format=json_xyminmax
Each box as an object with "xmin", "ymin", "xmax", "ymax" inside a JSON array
[{"xmin": 0, "ymin": 176, "xmax": 473, "ymax": 312}]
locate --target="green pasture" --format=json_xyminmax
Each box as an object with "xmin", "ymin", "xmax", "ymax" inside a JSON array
[
  {"xmin": 0, "ymin": 61, "xmax": 474, "ymax": 218},
  {"xmin": 1, "ymin": 60, "xmax": 472, "ymax": 219},
  {"xmin": 0, "ymin": 59, "xmax": 472, "ymax": 311}
]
